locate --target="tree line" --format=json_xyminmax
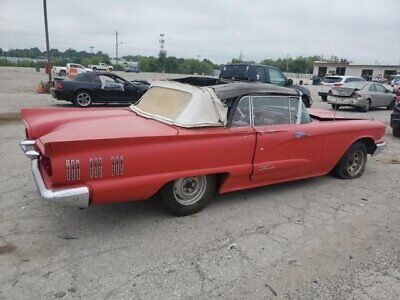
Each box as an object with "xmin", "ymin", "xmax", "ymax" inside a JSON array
[{"xmin": 0, "ymin": 47, "xmax": 341, "ymax": 75}]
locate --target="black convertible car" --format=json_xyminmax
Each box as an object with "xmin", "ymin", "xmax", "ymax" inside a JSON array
[{"xmin": 51, "ymin": 71, "xmax": 150, "ymax": 107}]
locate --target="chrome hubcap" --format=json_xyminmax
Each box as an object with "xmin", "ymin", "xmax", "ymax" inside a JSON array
[
  {"xmin": 77, "ymin": 93, "xmax": 91, "ymax": 106},
  {"xmin": 347, "ymin": 150, "xmax": 364, "ymax": 176},
  {"xmin": 173, "ymin": 176, "xmax": 207, "ymax": 206}
]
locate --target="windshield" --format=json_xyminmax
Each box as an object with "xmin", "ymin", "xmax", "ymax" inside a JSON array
[
  {"xmin": 343, "ymin": 81, "xmax": 367, "ymax": 89},
  {"xmin": 131, "ymin": 86, "xmax": 191, "ymax": 120},
  {"xmin": 220, "ymin": 65, "xmax": 250, "ymax": 80},
  {"xmin": 323, "ymin": 76, "xmax": 342, "ymax": 83}
]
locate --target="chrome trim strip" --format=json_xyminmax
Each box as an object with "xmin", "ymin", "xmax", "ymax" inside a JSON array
[
  {"xmin": 20, "ymin": 140, "xmax": 36, "ymax": 153},
  {"xmin": 66, "ymin": 160, "xmax": 71, "ymax": 181},
  {"xmin": 31, "ymin": 158, "xmax": 89, "ymax": 208},
  {"xmin": 372, "ymin": 142, "xmax": 386, "ymax": 156}
]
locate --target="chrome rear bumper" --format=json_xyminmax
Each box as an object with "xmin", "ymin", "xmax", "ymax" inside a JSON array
[
  {"xmin": 20, "ymin": 140, "xmax": 89, "ymax": 208},
  {"xmin": 372, "ymin": 142, "xmax": 386, "ymax": 156}
]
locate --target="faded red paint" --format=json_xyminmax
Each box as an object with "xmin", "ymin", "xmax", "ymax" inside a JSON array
[{"xmin": 21, "ymin": 107, "xmax": 386, "ymax": 205}]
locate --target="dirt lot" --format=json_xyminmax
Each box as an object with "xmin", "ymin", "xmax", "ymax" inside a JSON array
[{"xmin": 0, "ymin": 67, "xmax": 399, "ymax": 299}]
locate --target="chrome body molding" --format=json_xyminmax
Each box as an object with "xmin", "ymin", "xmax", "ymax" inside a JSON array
[
  {"xmin": 111, "ymin": 156, "xmax": 124, "ymax": 176},
  {"xmin": 89, "ymin": 157, "xmax": 103, "ymax": 178},
  {"xmin": 32, "ymin": 159, "xmax": 89, "ymax": 208},
  {"xmin": 66, "ymin": 159, "xmax": 81, "ymax": 181},
  {"xmin": 372, "ymin": 142, "xmax": 386, "ymax": 156}
]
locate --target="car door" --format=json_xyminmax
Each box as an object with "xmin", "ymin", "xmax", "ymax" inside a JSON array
[
  {"xmin": 374, "ymin": 83, "xmax": 392, "ymax": 106},
  {"xmin": 250, "ymin": 95, "xmax": 323, "ymax": 183},
  {"xmin": 96, "ymin": 74, "xmax": 125, "ymax": 101},
  {"xmin": 266, "ymin": 67, "xmax": 288, "ymax": 86},
  {"xmin": 113, "ymin": 75, "xmax": 141, "ymax": 103}
]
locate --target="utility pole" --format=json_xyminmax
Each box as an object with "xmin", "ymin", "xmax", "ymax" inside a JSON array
[
  {"xmin": 159, "ymin": 33, "xmax": 166, "ymax": 72},
  {"xmin": 115, "ymin": 31, "xmax": 123, "ymax": 70},
  {"xmin": 115, "ymin": 30, "xmax": 119, "ymax": 70},
  {"xmin": 90, "ymin": 46, "xmax": 94, "ymax": 54},
  {"xmin": 43, "ymin": 0, "xmax": 51, "ymax": 82}
]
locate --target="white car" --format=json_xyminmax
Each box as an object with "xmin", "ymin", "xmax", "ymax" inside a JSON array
[
  {"xmin": 52, "ymin": 63, "xmax": 92, "ymax": 76},
  {"xmin": 391, "ymin": 75, "xmax": 400, "ymax": 86},
  {"xmin": 88, "ymin": 63, "xmax": 113, "ymax": 71},
  {"xmin": 318, "ymin": 76, "xmax": 365, "ymax": 101}
]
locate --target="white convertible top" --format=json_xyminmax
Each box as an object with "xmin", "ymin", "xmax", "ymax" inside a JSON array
[{"xmin": 130, "ymin": 80, "xmax": 228, "ymax": 128}]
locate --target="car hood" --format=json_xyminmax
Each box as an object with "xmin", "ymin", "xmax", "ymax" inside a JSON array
[{"xmin": 21, "ymin": 108, "xmax": 178, "ymax": 145}]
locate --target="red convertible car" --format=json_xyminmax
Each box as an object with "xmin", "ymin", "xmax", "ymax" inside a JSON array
[{"xmin": 21, "ymin": 78, "xmax": 386, "ymax": 216}]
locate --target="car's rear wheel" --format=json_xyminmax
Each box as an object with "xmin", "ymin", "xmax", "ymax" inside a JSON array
[
  {"xmin": 387, "ymin": 99, "xmax": 396, "ymax": 110},
  {"xmin": 59, "ymin": 70, "xmax": 66, "ymax": 76},
  {"xmin": 74, "ymin": 91, "xmax": 93, "ymax": 107},
  {"xmin": 331, "ymin": 142, "xmax": 367, "ymax": 179},
  {"xmin": 160, "ymin": 175, "xmax": 216, "ymax": 216},
  {"xmin": 331, "ymin": 104, "xmax": 340, "ymax": 110},
  {"xmin": 92, "ymin": 67, "xmax": 97, "ymax": 71},
  {"xmin": 321, "ymin": 95, "xmax": 327, "ymax": 102},
  {"xmin": 360, "ymin": 100, "xmax": 371, "ymax": 112},
  {"xmin": 302, "ymin": 95, "xmax": 310, "ymax": 108},
  {"xmin": 393, "ymin": 128, "xmax": 400, "ymax": 137}
]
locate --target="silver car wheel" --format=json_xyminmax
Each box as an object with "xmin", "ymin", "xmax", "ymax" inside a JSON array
[
  {"xmin": 346, "ymin": 149, "xmax": 365, "ymax": 177},
  {"xmin": 76, "ymin": 92, "xmax": 92, "ymax": 107},
  {"xmin": 173, "ymin": 176, "xmax": 207, "ymax": 206}
]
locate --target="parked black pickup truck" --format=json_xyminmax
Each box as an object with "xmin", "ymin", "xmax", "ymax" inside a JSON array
[{"xmin": 219, "ymin": 63, "xmax": 312, "ymax": 107}]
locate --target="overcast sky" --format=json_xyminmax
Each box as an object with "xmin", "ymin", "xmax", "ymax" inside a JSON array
[{"xmin": 0, "ymin": 0, "xmax": 399, "ymax": 64}]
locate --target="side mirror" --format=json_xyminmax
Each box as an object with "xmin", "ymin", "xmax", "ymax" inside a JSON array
[{"xmin": 286, "ymin": 78, "xmax": 293, "ymax": 86}]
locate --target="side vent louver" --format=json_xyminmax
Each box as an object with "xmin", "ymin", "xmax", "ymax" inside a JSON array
[
  {"xmin": 111, "ymin": 156, "xmax": 124, "ymax": 176},
  {"xmin": 89, "ymin": 157, "xmax": 103, "ymax": 179},
  {"xmin": 66, "ymin": 159, "xmax": 81, "ymax": 181}
]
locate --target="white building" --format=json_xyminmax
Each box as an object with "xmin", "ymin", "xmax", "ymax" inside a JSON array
[{"xmin": 313, "ymin": 61, "xmax": 400, "ymax": 81}]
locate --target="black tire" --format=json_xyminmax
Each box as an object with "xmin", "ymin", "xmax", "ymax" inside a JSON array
[
  {"xmin": 74, "ymin": 90, "xmax": 93, "ymax": 108},
  {"xmin": 160, "ymin": 175, "xmax": 216, "ymax": 216},
  {"xmin": 331, "ymin": 142, "xmax": 368, "ymax": 179},
  {"xmin": 387, "ymin": 99, "xmax": 396, "ymax": 110},
  {"xmin": 92, "ymin": 67, "xmax": 97, "ymax": 71},
  {"xmin": 393, "ymin": 128, "xmax": 400, "ymax": 137},
  {"xmin": 321, "ymin": 95, "xmax": 327, "ymax": 102},
  {"xmin": 360, "ymin": 100, "xmax": 371, "ymax": 112},
  {"xmin": 59, "ymin": 70, "xmax": 66, "ymax": 76},
  {"xmin": 331, "ymin": 104, "xmax": 340, "ymax": 110},
  {"xmin": 302, "ymin": 95, "xmax": 310, "ymax": 108}
]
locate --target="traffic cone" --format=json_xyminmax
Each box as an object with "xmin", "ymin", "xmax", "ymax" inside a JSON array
[{"xmin": 36, "ymin": 81, "xmax": 45, "ymax": 93}]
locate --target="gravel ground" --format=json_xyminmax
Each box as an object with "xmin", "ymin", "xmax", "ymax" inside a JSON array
[{"xmin": 0, "ymin": 67, "xmax": 399, "ymax": 299}]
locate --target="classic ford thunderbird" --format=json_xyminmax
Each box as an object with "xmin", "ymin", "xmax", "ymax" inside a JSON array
[{"xmin": 21, "ymin": 78, "xmax": 386, "ymax": 216}]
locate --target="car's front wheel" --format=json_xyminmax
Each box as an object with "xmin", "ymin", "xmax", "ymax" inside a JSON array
[
  {"xmin": 331, "ymin": 104, "xmax": 340, "ymax": 110},
  {"xmin": 393, "ymin": 128, "xmax": 400, "ymax": 137},
  {"xmin": 387, "ymin": 99, "xmax": 396, "ymax": 110},
  {"xmin": 74, "ymin": 91, "xmax": 93, "ymax": 107},
  {"xmin": 160, "ymin": 175, "xmax": 216, "ymax": 216},
  {"xmin": 331, "ymin": 141, "xmax": 367, "ymax": 179}
]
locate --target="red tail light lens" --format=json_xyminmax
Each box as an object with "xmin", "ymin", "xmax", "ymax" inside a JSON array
[
  {"xmin": 333, "ymin": 83, "xmax": 343, "ymax": 87},
  {"xmin": 40, "ymin": 156, "xmax": 52, "ymax": 177},
  {"xmin": 55, "ymin": 80, "xmax": 64, "ymax": 89}
]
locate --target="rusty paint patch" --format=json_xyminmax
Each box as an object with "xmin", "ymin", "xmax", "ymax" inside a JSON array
[{"xmin": 0, "ymin": 243, "xmax": 16, "ymax": 255}]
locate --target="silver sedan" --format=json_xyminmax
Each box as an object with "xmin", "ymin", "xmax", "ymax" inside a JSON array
[{"xmin": 327, "ymin": 81, "xmax": 397, "ymax": 112}]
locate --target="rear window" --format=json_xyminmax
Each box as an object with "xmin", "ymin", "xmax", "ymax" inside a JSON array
[
  {"xmin": 74, "ymin": 73, "xmax": 91, "ymax": 82},
  {"xmin": 323, "ymin": 76, "xmax": 342, "ymax": 83},
  {"xmin": 134, "ymin": 87, "xmax": 191, "ymax": 120},
  {"xmin": 220, "ymin": 65, "xmax": 250, "ymax": 80}
]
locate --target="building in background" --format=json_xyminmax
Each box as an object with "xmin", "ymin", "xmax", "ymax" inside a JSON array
[{"xmin": 313, "ymin": 61, "xmax": 400, "ymax": 81}]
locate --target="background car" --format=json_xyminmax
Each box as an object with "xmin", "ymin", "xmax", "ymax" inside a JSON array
[
  {"xmin": 318, "ymin": 76, "xmax": 365, "ymax": 101},
  {"xmin": 219, "ymin": 63, "xmax": 313, "ymax": 107},
  {"xmin": 327, "ymin": 81, "xmax": 397, "ymax": 112},
  {"xmin": 391, "ymin": 74, "xmax": 400, "ymax": 86},
  {"xmin": 50, "ymin": 71, "xmax": 150, "ymax": 107},
  {"xmin": 390, "ymin": 90, "xmax": 400, "ymax": 137}
]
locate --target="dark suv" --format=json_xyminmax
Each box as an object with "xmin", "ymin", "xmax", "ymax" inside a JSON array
[{"xmin": 219, "ymin": 63, "xmax": 312, "ymax": 107}]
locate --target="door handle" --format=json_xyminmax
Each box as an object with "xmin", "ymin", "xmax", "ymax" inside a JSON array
[{"xmin": 294, "ymin": 131, "xmax": 310, "ymax": 139}]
